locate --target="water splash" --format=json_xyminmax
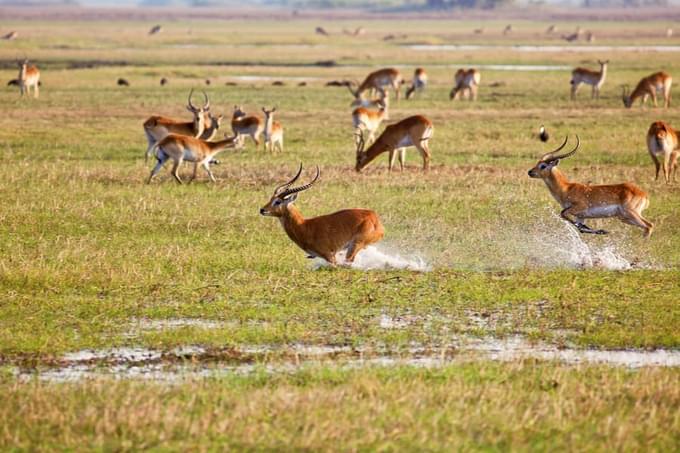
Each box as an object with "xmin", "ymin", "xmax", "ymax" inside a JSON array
[{"xmin": 312, "ymin": 245, "xmax": 430, "ymax": 271}]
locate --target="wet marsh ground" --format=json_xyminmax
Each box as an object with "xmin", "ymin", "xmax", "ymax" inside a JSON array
[{"xmin": 0, "ymin": 16, "xmax": 679, "ymax": 450}]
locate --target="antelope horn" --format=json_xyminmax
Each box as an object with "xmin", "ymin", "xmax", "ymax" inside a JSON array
[
  {"xmin": 550, "ymin": 134, "xmax": 579, "ymax": 161},
  {"xmin": 279, "ymin": 166, "xmax": 320, "ymax": 198},
  {"xmin": 187, "ymin": 88, "xmax": 197, "ymax": 111},
  {"xmin": 355, "ymin": 130, "xmax": 366, "ymax": 153},
  {"xmin": 274, "ymin": 163, "xmax": 303, "ymax": 195},
  {"xmin": 202, "ymin": 90, "xmax": 210, "ymax": 110},
  {"xmin": 540, "ymin": 135, "xmax": 569, "ymax": 162}
]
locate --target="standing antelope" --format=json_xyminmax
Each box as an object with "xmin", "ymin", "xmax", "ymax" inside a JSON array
[
  {"xmin": 231, "ymin": 106, "xmax": 264, "ymax": 148},
  {"xmin": 143, "ymin": 90, "xmax": 212, "ymax": 162},
  {"xmin": 622, "ymin": 72, "xmax": 673, "ymax": 108},
  {"xmin": 570, "ymin": 60, "xmax": 608, "ymax": 100},
  {"xmin": 260, "ymin": 165, "xmax": 385, "ymax": 266},
  {"xmin": 647, "ymin": 121, "xmax": 679, "ymax": 184},
  {"xmin": 262, "ymin": 107, "xmax": 284, "ymax": 153},
  {"xmin": 17, "ymin": 59, "xmax": 40, "ymax": 98},
  {"xmin": 355, "ymin": 115, "xmax": 433, "ymax": 172},
  {"xmin": 405, "ymin": 68, "xmax": 427, "ymax": 100},
  {"xmin": 449, "ymin": 69, "xmax": 481, "ymax": 101},
  {"xmin": 528, "ymin": 135, "xmax": 653, "ymax": 237},
  {"xmin": 347, "ymin": 68, "xmax": 404, "ymax": 102},
  {"xmin": 147, "ymin": 134, "xmax": 240, "ymax": 184},
  {"xmin": 351, "ymin": 98, "xmax": 388, "ymax": 146}
]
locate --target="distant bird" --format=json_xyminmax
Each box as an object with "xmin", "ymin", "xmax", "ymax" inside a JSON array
[
  {"xmin": 160, "ymin": 77, "xmax": 168, "ymax": 86},
  {"xmin": 117, "ymin": 78, "xmax": 130, "ymax": 86},
  {"xmin": 272, "ymin": 81, "xmax": 285, "ymax": 86},
  {"xmin": 298, "ymin": 81, "xmax": 307, "ymax": 87},
  {"xmin": 148, "ymin": 25, "xmax": 162, "ymax": 36},
  {"xmin": 315, "ymin": 26, "xmax": 329, "ymax": 36},
  {"xmin": 205, "ymin": 79, "xmax": 211, "ymax": 86},
  {"xmin": 539, "ymin": 125, "xmax": 549, "ymax": 142},
  {"xmin": 2, "ymin": 31, "xmax": 18, "ymax": 40}
]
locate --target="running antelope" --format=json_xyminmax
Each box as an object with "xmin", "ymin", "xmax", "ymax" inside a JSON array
[
  {"xmin": 347, "ymin": 68, "xmax": 404, "ymax": 102},
  {"xmin": 232, "ymin": 106, "xmax": 264, "ymax": 147},
  {"xmin": 528, "ymin": 135, "xmax": 653, "ymax": 237},
  {"xmin": 450, "ymin": 69, "xmax": 481, "ymax": 101},
  {"xmin": 570, "ymin": 60, "xmax": 608, "ymax": 100},
  {"xmin": 143, "ymin": 90, "xmax": 212, "ymax": 162},
  {"xmin": 355, "ymin": 115, "xmax": 433, "ymax": 172},
  {"xmin": 622, "ymin": 71, "xmax": 673, "ymax": 108},
  {"xmin": 405, "ymin": 68, "xmax": 427, "ymax": 99},
  {"xmin": 262, "ymin": 107, "xmax": 284, "ymax": 153},
  {"xmin": 147, "ymin": 134, "xmax": 240, "ymax": 184},
  {"xmin": 17, "ymin": 59, "xmax": 40, "ymax": 98},
  {"xmin": 647, "ymin": 121, "xmax": 679, "ymax": 184},
  {"xmin": 352, "ymin": 98, "xmax": 388, "ymax": 146},
  {"xmin": 260, "ymin": 165, "xmax": 385, "ymax": 266}
]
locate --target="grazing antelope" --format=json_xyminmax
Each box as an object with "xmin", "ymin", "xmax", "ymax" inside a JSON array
[
  {"xmin": 231, "ymin": 105, "xmax": 264, "ymax": 148},
  {"xmin": 260, "ymin": 165, "xmax": 385, "ymax": 266},
  {"xmin": 17, "ymin": 59, "xmax": 40, "ymax": 98},
  {"xmin": 352, "ymin": 98, "xmax": 388, "ymax": 146},
  {"xmin": 570, "ymin": 60, "xmax": 608, "ymax": 100},
  {"xmin": 647, "ymin": 121, "xmax": 679, "ymax": 184},
  {"xmin": 2, "ymin": 31, "xmax": 18, "ymax": 40},
  {"xmin": 143, "ymin": 89, "xmax": 211, "ymax": 162},
  {"xmin": 117, "ymin": 78, "xmax": 130, "ymax": 87},
  {"xmin": 347, "ymin": 68, "xmax": 404, "ymax": 102},
  {"xmin": 147, "ymin": 134, "xmax": 240, "ymax": 184},
  {"xmin": 528, "ymin": 135, "xmax": 653, "ymax": 237},
  {"xmin": 262, "ymin": 107, "xmax": 284, "ymax": 153},
  {"xmin": 539, "ymin": 125, "xmax": 549, "ymax": 143},
  {"xmin": 355, "ymin": 115, "xmax": 433, "ymax": 172},
  {"xmin": 405, "ymin": 68, "xmax": 427, "ymax": 100},
  {"xmin": 622, "ymin": 72, "xmax": 673, "ymax": 108},
  {"xmin": 449, "ymin": 68, "xmax": 481, "ymax": 101},
  {"xmin": 160, "ymin": 77, "xmax": 168, "ymax": 86},
  {"xmin": 315, "ymin": 26, "xmax": 329, "ymax": 36}
]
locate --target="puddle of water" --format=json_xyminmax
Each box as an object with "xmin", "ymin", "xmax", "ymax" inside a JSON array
[
  {"xmin": 14, "ymin": 337, "xmax": 680, "ymax": 383},
  {"xmin": 407, "ymin": 44, "xmax": 680, "ymax": 53},
  {"xmin": 312, "ymin": 245, "xmax": 430, "ymax": 272}
]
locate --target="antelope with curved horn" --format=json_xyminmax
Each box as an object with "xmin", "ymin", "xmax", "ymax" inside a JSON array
[
  {"xmin": 647, "ymin": 121, "xmax": 679, "ymax": 184},
  {"xmin": 449, "ymin": 69, "xmax": 481, "ymax": 101},
  {"xmin": 17, "ymin": 59, "xmax": 40, "ymax": 98},
  {"xmin": 262, "ymin": 107, "xmax": 284, "ymax": 153},
  {"xmin": 355, "ymin": 115, "xmax": 433, "ymax": 172},
  {"xmin": 621, "ymin": 71, "xmax": 672, "ymax": 108},
  {"xmin": 260, "ymin": 165, "xmax": 385, "ymax": 266},
  {"xmin": 351, "ymin": 98, "xmax": 388, "ymax": 146},
  {"xmin": 147, "ymin": 133, "xmax": 240, "ymax": 184},
  {"xmin": 347, "ymin": 68, "xmax": 404, "ymax": 102},
  {"xmin": 143, "ymin": 89, "xmax": 215, "ymax": 162},
  {"xmin": 570, "ymin": 60, "xmax": 608, "ymax": 100},
  {"xmin": 405, "ymin": 67, "xmax": 427, "ymax": 100},
  {"xmin": 231, "ymin": 105, "xmax": 264, "ymax": 148},
  {"xmin": 528, "ymin": 135, "xmax": 653, "ymax": 237}
]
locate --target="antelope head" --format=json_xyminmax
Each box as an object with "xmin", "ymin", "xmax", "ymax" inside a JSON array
[
  {"xmin": 528, "ymin": 135, "xmax": 580, "ymax": 178},
  {"xmin": 262, "ymin": 106, "xmax": 277, "ymax": 118},
  {"xmin": 597, "ymin": 59, "xmax": 609, "ymax": 67},
  {"xmin": 186, "ymin": 88, "xmax": 210, "ymax": 114},
  {"xmin": 260, "ymin": 164, "xmax": 320, "ymax": 217},
  {"xmin": 621, "ymin": 85, "xmax": 632, "ymax": 108},
  {"xmin": 354, "ymin": 131, "xmax": 372, "ymax": 172},
  {"xmin": 233, "ymin": 105, "xmax": 247, "ymax": 119}
]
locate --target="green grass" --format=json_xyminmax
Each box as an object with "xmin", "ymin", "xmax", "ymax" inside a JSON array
[{"xmin": 0, "ymin": 16, "xmax": 679, "ymax": 450}]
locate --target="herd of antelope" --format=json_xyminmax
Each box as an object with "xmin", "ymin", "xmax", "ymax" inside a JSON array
[{"xmin": 11, "ymin": 57, "xmax": 677, "ymax": 265}]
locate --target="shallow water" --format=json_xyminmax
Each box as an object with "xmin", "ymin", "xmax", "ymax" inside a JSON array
[
  {"xmin": 14, "ymin": 336, "xmax": 680, "ymax": 383},
  {"xmin": 407, "ymin": 44, "xmax": 680, "ymax": 53}
]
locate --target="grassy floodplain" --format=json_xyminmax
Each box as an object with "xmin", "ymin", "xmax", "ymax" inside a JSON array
[{"xmin": 0, "ymin": 12, "xmax": 679, "ymax": 450}]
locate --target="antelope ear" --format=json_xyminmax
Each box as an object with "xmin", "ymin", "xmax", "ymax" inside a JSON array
[{"xmin": 283, "ymin": 193, "xmax": 298, "ymax": 204}]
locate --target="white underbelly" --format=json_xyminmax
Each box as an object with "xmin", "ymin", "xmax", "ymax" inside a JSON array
[{"xmin": 584, "ymin": 205, "xmax": 620, "ymax": 218}]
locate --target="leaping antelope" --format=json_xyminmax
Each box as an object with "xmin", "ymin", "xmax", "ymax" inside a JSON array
[
  {"xmin": 347, "ymin": 68, "xmax": 404, "ymax": 102},
  {"xmin": 449, "ymin": 69, "xmax": 480, "ymax": 101},
  {"xmin": 262, "ymin": 107, "xmax": 284, "ymax": 153},
  {"xmin": 570, "ymin": 60, "xmax": 608, "ymax": 100},
  {"xmin": 147, "ymin": 134, "xmax": 240, "ymax": 184},
  {"xmin": 352, "ymin": 98, "xmax": 388, "ymax": 146},
  {"xmin": 355, "ymin": 115, "xmax": 433, "ymax": 172},
  {"xmin": 622, "ymin": 71, "xmax": 672, "ymax": 108},
  {"xmin": 528, "ymin": 135, "xmax": 653, "ymax": 237},
  {"xmin": 260, "ymin": 165, "xmax": 385, "ymax": 266},
  {"xmin": 405, "ymin": 68, "xmax": 427, "ymax": 100},
  {"xmin": 231, "ymin": 105, "xmax": 264, "ymax": 148},
  {"xmin": 647, "ymin": 121, "xmax": 679, "ymax": 184},
  {"xmin": 17, "ymin": 59, "xmax": 40, "ymax": 98},
  {"xmin": 143, "ymin": 89, "xmax": 212, "ymax": 162}
]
